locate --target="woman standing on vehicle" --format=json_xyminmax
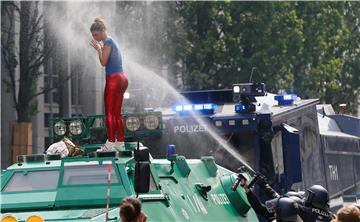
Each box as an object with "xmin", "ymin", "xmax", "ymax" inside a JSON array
[{"xmin": 90, "ymin": 17, "xmax": 128, "ymax": 151}]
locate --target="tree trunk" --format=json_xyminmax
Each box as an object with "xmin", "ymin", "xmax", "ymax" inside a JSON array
[{"xmin": 17, "ymin": 1, "xmax": 33, "ymax": 122}]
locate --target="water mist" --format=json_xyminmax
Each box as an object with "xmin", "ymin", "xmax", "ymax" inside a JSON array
[{"xmin": 45, "ymin": 1, "xmax": 254, "ymax": 172}]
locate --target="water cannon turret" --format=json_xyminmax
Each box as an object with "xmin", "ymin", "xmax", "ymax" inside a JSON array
[
  {"xmin": 232, "ymin": 83, "xmax": 266, "ymax": 114},
  {"xmin": 232, "ymin": 83, "xmax": 266, "ymax": 98}
]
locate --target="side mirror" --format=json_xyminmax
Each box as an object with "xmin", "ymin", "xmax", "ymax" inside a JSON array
[{"xmin": 134, "ymin": 162, "xmax": 150, "ymax": 194}]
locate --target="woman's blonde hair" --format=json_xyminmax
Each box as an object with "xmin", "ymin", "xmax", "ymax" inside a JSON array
[{"xmin": 90, "ymin": 17, "xmax": 106, "ymax": 32}]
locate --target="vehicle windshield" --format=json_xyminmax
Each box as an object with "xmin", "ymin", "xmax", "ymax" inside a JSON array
[
  {"xmin": 3, "ymin": 170, "xmax": 60, "ymax": 192},
  {"xmin": 62, "ymin": 163, "xmax": 119, "ymax": 185}
]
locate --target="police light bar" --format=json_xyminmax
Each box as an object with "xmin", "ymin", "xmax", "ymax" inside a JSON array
[
  {"xmin": 174, "ymin": 103, "xmax": 217, "ymax": 114},
  {"xmin": 274, "ymin": 94, "xmax": 297, "ymax": 106},
  {"xmin": 232, "ymin": 83, "xmax": 266, "ymax": 96}
]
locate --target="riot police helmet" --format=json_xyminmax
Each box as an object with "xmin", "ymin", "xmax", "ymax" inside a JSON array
[
  {"xmin": 286, "ymin": 191, "xmax": 304, "ymax": 199},
  {"xmin": 276, "ymin": 197, "xmax": 300, "ymax": 222},
  {"xmin": 305, "ymin": 185, "xmax": 329, "ymax": 210},
  {"xmin": 288, "ymin": 196, "xmax": 304, "ymax": 206}
]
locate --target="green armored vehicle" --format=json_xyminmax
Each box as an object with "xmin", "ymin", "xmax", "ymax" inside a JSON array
[{"xmin": 1, "ymin": 112, "xmax": 259, "ymax": 222}]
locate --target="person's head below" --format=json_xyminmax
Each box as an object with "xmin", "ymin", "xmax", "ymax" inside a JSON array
[
  {"xmin": 90, "ymin": 17, "xmax": 107, "ymax": 41},
  {"xmin": 120, "ymin": 197, "xmax": 147, "ymax": 222},
  {"xmin": 331, "ymin": 204, "xmax": 360, "ymax": 222}
]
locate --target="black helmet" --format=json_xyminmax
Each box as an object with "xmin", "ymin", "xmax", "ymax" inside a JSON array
[
  {"xmin": 285, "ymin": 191, "xmax": 305, "ymax": 206},
  {"xmin": 286, "ymin": 191, "xmax": 304, "ymax": 199},
  {"xmin": 276, "ymin": 197, "xmax": 300, "ymax": 222},
  {"xmin": 288, "ymin": 196, "xmax": 304, "ymax": 206},
  {"xmin": 305, "ymin": 185, "xmax": 329, "ymax": 210}
]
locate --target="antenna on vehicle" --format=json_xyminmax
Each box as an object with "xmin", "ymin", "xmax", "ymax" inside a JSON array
[{"xmin": 249, "ymin": 67, "xmax": 261, "ymax": 83}]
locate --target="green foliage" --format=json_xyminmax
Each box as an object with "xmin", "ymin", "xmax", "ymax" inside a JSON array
[{"xmin": 171, "ymin": 2, "xmax": 360, "ymax": 113}]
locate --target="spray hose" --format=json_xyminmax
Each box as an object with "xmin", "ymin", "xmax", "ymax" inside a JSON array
[{"xmin": 232, "ymin": 171, "xmax": 280, "ymax": 199}]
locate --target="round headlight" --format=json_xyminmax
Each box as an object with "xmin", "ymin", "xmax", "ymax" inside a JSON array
[
  {"xmin": 125, "ymin": 117, "xmax": 140, "ymax": 132},
  {"xmin": 26, "ymin": 215, "xmax": 44, "ymax": 222},
  {"xmin": 69, "ymin": 119, "xmax": 82, "ymax": 135},
  {"xmin": 144, "ymin": 115, "xmax": 159, "ymax": 130},
  {"xmin": 54, "ymin": 121, "xmax": 66, "ymax": 136},
  {"xmin": 1, "ymin": 215, "xmax": 18, "ymax": 222}
]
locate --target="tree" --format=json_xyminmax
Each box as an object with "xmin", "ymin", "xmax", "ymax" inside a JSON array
[
  {"xmin": 293, "ymin": 2, "xmax": 360, "ymax": 112},
  {"xmin": 173, "ymin": 2, "xmax": 359, "ymax": 113},
  {"xmin": 175, "ymin": 2, "xmax": 304, "ymax": 91},
  {"xmin": 1, "ymin": 1, "xmax": 53, "ymax": 122}
]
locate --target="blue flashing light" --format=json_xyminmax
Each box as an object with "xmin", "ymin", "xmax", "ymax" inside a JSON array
[
  {"xmin": 183, "ymin": 105, "xmax": 193, "ymax": 111},
  {"xmin": 235, "ymin": 103, "xmax": 256, "ymax": 113},
  {"xmin": 174, "ymin": 103, "xmax": 217, "ymax": 114},
  {"xmin": 167, "ymin": 144, "xmax": 177, "ymax": 157},
  {"xmin": 235, "ymin": 104, "xmax": 247, "ymax": 113},
  {"xmin": 275, "ymin": 94, "xmax": 297, "ymax": 106},
  {"xmin": 203, "ymin": 104, "xmax": 213, "ymax": 110},
  {"xmin": 194, "ymin": 104, "xmax": 203, "ymax": 110}
]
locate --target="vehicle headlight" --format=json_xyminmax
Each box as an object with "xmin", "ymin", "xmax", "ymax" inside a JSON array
[
  {"xmin": 144, "ymin": 115, "xmax": 159, "ymax": 130},
  {"xmin": 54, "ymin": 121, "xmax": 66, "ymax": 136},
  {"xmin": 125, "ymin": 117, "xmax": 140, "ymax": 132},
  {"xmin": 1, "ymin": 215, "xmax": 18, "ymax": 222},
  {"xmin": 26, "ymin": 215, "xmax": 44, "ymax": 222},
  {"xmin": 69, "ymin": 119, "xmax": 82, "ymax": 135}
]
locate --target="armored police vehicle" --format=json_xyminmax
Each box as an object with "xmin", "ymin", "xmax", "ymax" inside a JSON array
[
  {"xmin": 1, "ymin": 111, "xmax": 261, "ymax": 222},
  {"xmin": 1, "ymin": 82, "xmax": 358, "ymax": 221}
]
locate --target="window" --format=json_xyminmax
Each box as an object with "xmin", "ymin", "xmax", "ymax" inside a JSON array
[
  {"xmin": 52, "ymin": 90, "xmax": 59, "ymax": 104},
  {"xmin": 44, "ymin": 76, "xmax": 51, "ymax": 103},
  {"xmin": 43, "ymin": 71, "xmax": 59, "ymax": 105},
  {"xmin": 3, "ymin": 170, "xmax": 60, "ymax": 192},
  {"xmin": 71, "ymin": 75, "xmax": 81, "ymax": 105},
  {"xmin": 62, "ymin": 164, "xmax": 119, "ymax": 185},
  {"xmin": 71, "ymin": 63, "xmax": 82, "ymax": 106}
]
